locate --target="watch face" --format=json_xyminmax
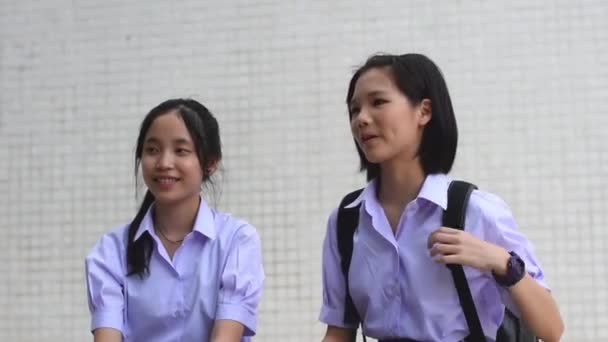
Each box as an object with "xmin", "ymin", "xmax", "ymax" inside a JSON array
[
  {"xmin": 515, "ymin": 257, "xmax": 525, "ymax": 273},
  {"xmin": 507, "ymin": 253, "xmax": 525, "ymax": 285},
  {"xmin": 494, "ymin": 252, "xmax": 526, "ymax": 287}
]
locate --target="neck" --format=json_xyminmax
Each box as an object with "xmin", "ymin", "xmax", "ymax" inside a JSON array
[
  {"xmin": 153, "ymin": 195, "xmax": 200, "ymax": 236},
  {"xmin": 378, "ymin": 156, "xmax": 426, "ymax": 208}
]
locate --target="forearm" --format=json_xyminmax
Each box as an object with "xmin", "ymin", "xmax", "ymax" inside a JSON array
[
  {"xmin": 93, "ymin": 328, "xmax": 122, "ymax": 342},
  {"xmin": 487, "ymin": 246, "xmax": 564, "ymax": 341},
  {"xmin": 210, "ymin": 319, "xmax": 245, "ymax": 342},
  {"xmin": 322, "ymin": 326, "xmax": 356, "ymax": 342},
  {"xmin": 508, "ymin": 274, "xmax": 564, "ymax": 342}
]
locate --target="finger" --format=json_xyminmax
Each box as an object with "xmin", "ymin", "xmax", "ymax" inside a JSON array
[
  {"xmin": 437, "ymin": 226, "xmax": 462, "ymax": 234},
  {"xmin": 429, "ymin": 243, "xmax": 461, "ymax": 257},
  {"xmin": 428, "ymin": 227, "xmax": 461, "ymax": 247},
  {"xmin": 428, "ymin": 232, "xmax": 461, "ymax": 248},
  {"xmin": 433, "ymin": 254, "xmax": 466, "ymax": 265}
]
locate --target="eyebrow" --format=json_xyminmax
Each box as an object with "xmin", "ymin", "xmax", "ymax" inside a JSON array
[{"xmin": 144, "ymin": 137, "xmax": 193, "ymax": 145}]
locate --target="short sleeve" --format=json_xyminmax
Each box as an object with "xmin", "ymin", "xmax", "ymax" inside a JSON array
[
  {"xmin": 477, "ymin": 192, "xmax": 550, "ymax": 313},
  {"xmin": 216, "ymin": 224, "xmax": 265, "ymax": 336},
  {"xmin": 319, "ymin": 208, "xmax": 358, "ymax": 329},
  {"xmin": 85, "ymin": 232, "xmax": 126, "ymax": 334}
]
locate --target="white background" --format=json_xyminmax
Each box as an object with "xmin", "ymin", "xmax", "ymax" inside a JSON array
[{"xmin": 1, "ymin": 1, "xmax": 606, "ymax": 341}]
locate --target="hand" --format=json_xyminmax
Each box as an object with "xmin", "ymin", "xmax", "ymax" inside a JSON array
[{"xmin": 428, "ymin": 227, "xmax": 510, "ymax": 275}]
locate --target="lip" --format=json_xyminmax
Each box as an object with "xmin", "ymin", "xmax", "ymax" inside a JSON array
[
  {"xmin": 360, "ymin": 133, "xmax": 379, "ymax": 144},
  {"xmin": 153, "ymin": 176, "xmax": 180, "ymax": 189}
]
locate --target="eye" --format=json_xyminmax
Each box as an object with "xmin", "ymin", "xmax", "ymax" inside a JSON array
[
  {"xmin": 349, "ymin": 106, "xmax": 361, "ymax": 117},
  {"xmin": 176, "ymin": 148, "xmax": 191, "ymax": 156},
  {"xmin": 372, "ymin": 98, "xmax": 387, "ymax": 107},
  {"xmin": 144, "ymin": 146, "xmax": 159, "ymax": 154}
]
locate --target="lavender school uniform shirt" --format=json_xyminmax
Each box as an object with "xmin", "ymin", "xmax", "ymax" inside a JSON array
[
  {"xmin": 320, "ymin": 174, "xmax": 548, "ymax": 341},
  {"xmin": 85, "ymin": 199, "xmax": 264, "ymax": 342}
]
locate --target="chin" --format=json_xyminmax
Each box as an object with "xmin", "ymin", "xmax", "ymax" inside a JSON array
[
  {"xmin": 363, "ymin": 151, "xmax": 391, "ymax": 164},
  {"xmin": 153, "ymin": 191, "xmax": 200, "ymax": 206},
  {"xmin": 150, "ymin": 193, "xmax": 180, "ymax": 205}
]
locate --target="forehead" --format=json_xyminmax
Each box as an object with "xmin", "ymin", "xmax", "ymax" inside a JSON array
[
  {"xmin": 351, "ymin": 67, "xmax": 399, "ymax": 101},
  {"xmin": 145, "ymin": 111, "xmax": 193, "ymax": 143}
]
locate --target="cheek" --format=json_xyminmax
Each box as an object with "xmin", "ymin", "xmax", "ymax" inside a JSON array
[
  {"xmin": 139, "ymin": 159, "xmax": 157, "ymax": 189},
  {"xmin": 387, "ymin": 121, "xmax": 418, "ymax": 150},
  {"xmin": 140, "ymin": 157, "xmax": 155, "ymax": 176},
  {"xmin": 351, "ymin": 121, "xmax": 360, "ymax": 141},
  {"xmin": 183, "ymin": 159, "xmax": 204, "ymax": 180},
  {"xmin": 349, "ymin": 116, "xmax": 357, "ymax": 131}
]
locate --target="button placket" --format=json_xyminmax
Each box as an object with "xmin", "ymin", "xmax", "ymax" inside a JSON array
[
  {"xmin": 393, "ymin": 243, "xmax": 402, "ymax": 334},
  {"xmin": 171, "ymin": 262, "xmax": 186, "ymax": 319}
]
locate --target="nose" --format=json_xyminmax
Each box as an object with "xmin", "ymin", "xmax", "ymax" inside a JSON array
[
  {"xmin": 155, "ymin": 151, "xmax": 174, "ymax": 170},
  {"xmin": 352, "ymin": 107, "xmax": 371, "ymax": 129}
]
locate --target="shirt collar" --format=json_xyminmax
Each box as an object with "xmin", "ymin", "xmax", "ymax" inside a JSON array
[
  {"xmin": 133, "ymin": 197, "xmax": 217, "ymax": 241},
  {"xmin": 417, "ymin": 173, "xmax": 449, "ymax": 210},
  {"xmin": 343, "ymin": 173, "xmax": 449, "ymax": 210},
  {"xmin": 344, "ymin": 179, "xmax": 377, "ymax": 209}
]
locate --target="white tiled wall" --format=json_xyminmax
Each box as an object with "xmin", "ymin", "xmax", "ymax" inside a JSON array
[{"xmin": 1, "ymin": 1, "xmax": 606, "ymax": 341}]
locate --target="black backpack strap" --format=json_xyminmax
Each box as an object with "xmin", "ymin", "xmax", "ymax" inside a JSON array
[
  {"xmin": 336, "ymin": 189, "xmax": 364, "ymax": 326},
  {"xmin": 443, "ymin": 181, "xmax": 486, "ymax": 342}
]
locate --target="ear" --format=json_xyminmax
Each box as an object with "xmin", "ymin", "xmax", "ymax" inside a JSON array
[
  {"xmin": 418, "ymin": 99, "xmax": 432, "ymax": 126},
  {"xmin": 204, "ymin": 158, "xmax": 220, "ymax": 178}
]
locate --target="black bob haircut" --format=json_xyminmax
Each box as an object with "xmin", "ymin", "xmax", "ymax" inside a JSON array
[{"xmin": 346, "ymin": 53, "xmax": 458, "ymax": 181}]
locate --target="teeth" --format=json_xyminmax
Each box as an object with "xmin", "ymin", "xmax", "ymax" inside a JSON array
[{"xmin": 157, "ymin": 177, "xmax": 177, "ymax": 183}]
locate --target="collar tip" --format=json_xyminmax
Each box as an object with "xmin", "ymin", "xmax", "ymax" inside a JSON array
[{"xmin": 343, "ymin": 201, "xmax": 361, "ymax": 209}]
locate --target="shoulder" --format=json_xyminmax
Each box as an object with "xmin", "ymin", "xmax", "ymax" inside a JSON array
[
  {"xmin": 324, "ymin": 185, "xmax": 369, "ymax": 237},
  {"xmin": 464, "ymin": 188, "xmax": 517, "ymax": 241},
  {"xmin": 322, "ymin": 202, "xmax": 356, "ymax": 252},
  {"xmin": 328, "ymin": 207, "xmax": 340, "ymax": 226},
  {"xmin": 324, "ymin": 205, "xmax": 345, "ymax": 238},
  {"xmin": 84, "ymin": 223, "xmax": 130, "ymax": 278},
  {"xmin": 331, "ymin": 187, "xmax": 366, "ymax": 225},
  {"xmin": 212, "ymin": 209, "xmax": 261, "ymax": 245},
  {"xmin": 85, "ymin": 223, "xmax": 129, "ymax": 263},
  {"xmin": 467, "ymin": 188, "xmax": 513, "ymax": 221},
  {"xmin": 88, "ymin": 224, "xmax": 130, "ymax": 253}
]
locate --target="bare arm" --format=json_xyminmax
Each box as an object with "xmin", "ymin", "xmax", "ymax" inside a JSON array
[
  {"xmin": 210, "ymin": 319, "xmax": 245, "ymax": 342},
  {"xmin": 429, "ymin": 227, "xmax": 564, "ymax": 342},
  {"xmin": 321, "ymin": 325, "xmax": 357, "ymax": 342},
  {"xmin": 93, "ymin": 328, "xmax": 122, "ymax": 342},
  {"xmin": 507, "ymin": 274, "xmax": 564, "ymax": 342}
]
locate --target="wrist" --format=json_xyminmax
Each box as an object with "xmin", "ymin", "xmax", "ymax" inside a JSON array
[
  {"xmin": 492, "ymin": 248, "xmax": 511, "ymax": 276},
  {"xmin": 492, "ymin": 251, "xmax": 526, "ymax": 287}
]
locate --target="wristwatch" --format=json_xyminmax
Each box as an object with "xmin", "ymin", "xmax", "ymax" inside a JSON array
[{"xmin": 493, "ymin": 251, "xmax": 526, "ymax": 287}]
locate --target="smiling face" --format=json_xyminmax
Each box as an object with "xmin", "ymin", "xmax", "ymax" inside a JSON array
[
  {"xmin": 349, "ymin": 67, "xmax": 431, "ymax": 166},
  {"xmin": 140, "ymin": 111, "xmax": 204, "ymax": 206}
]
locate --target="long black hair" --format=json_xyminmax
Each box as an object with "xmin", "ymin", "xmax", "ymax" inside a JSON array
[
  {"xmin": 346, "ymin": 53, "xmax": 458, "ymax": 181},
  {"xmin": 126, "ymin": 99, "xmax": 222, "ymax": 277}
]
